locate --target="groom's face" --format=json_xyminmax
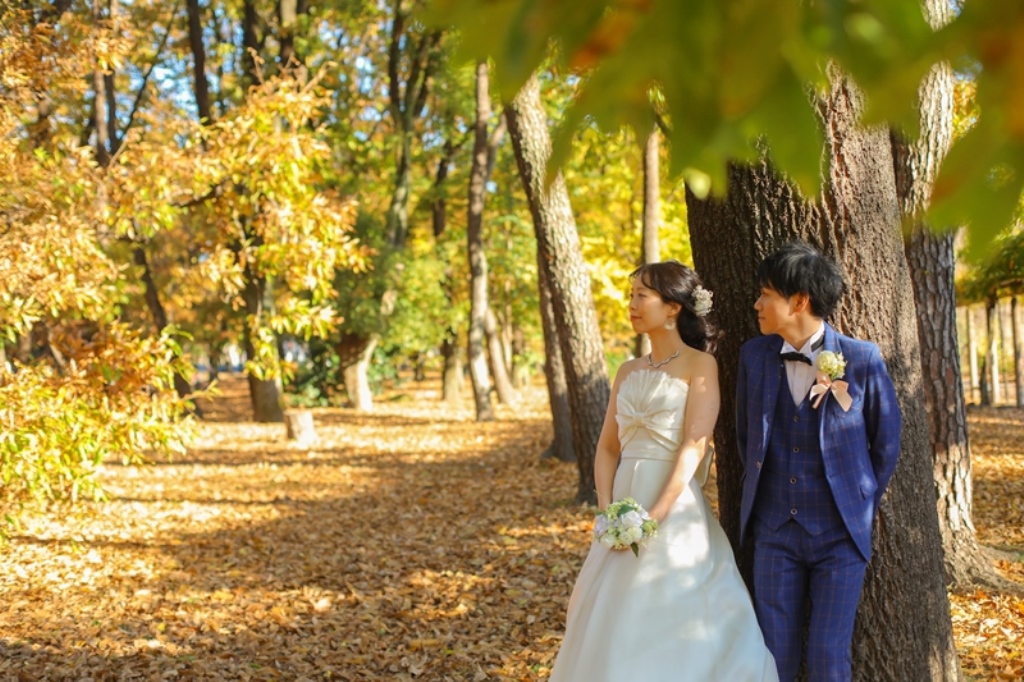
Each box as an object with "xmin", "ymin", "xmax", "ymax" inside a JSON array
[{"xmin": 754, "ymin": 286, "xmax": 799, "ymax": 337}]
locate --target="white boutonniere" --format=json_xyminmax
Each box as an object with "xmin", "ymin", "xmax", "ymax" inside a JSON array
[{"xmin": 810, "ymin": 351, "xmax": 852, "ymax": 411}]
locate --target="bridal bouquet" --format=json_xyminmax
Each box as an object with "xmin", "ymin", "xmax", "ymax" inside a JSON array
[{"xmin": 594, "ymin": 498, "xmax": 659, "ymax": 557}]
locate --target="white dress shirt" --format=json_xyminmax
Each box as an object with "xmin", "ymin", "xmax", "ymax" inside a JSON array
[{"xmin": 781, "ymin": 323, "xmax": 825, "ymax": 406}]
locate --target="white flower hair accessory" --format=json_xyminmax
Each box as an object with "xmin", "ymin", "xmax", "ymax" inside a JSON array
[{"xmin": 692, "ymin": 285, "xmax": 713, "ymax": 317}]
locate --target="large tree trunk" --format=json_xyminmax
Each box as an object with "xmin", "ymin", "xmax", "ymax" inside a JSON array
[
  {"xmin": 467, "ymin": 61, "xmax": 495, "ymax": 421},
  {"xmin": 688, "ymin": 72, "xmax": 958, "ymax": 680},
  {"xmin": 906, "ymin": 235, "xmax": 1001, "ymax": 587},
  {"xmin": 537, "ymin": 258, "xmax": 575, "ymax": 463},
  {"xmin": 506, "ymin": 74, "xmax": 609, "ymax": 504},
  {"xmin": 892, "ymin": 0, "xmax": 1001, "ymax": 589}
]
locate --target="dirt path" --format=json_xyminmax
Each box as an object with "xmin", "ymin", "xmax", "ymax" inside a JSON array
[{"xmin": 1, "ymin": 378, "xmax": 1021, "ymax": 680}]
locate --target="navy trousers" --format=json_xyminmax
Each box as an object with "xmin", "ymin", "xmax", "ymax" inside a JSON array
[{"xmin": 752, "ymin": 517, "xmax": 867, "ymax": 682}]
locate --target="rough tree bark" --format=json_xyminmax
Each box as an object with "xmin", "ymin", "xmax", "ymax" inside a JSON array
[
  {"xmin": 688, "ymin": 71, "xmax": 959, "ymax": 680},
  {"xmin": 506, "ymin": 74, "xmax": 609, "ymax": 503},
  {"xmin": 893, "ymin": 0, "xmax": 1001, "ymax": 588},
  {"xmin": 537, "ymin": 259, "xmax": 576, "ymax": 463}
]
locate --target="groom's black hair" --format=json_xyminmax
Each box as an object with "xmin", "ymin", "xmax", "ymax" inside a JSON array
[{"xmin": 757, "ymin": 241, "xmax": 846, "ymax": 320}]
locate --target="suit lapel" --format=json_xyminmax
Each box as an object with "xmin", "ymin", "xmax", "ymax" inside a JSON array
[
  {"xmin": 817, "ymin": 323, "xmax": 839, "ymax": 444},
  {"xmin": 761, "ymin": 336, "xmax": 784, "ymax": 455}
]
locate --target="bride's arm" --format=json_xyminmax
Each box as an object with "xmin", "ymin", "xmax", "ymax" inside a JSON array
[
  {"xmin": 647, "ymin": 353, "xmax": 720, "ymax": 523},
  {"xmin": 594, "ymin": 367, "xmax": 627, "ymax": 511}
]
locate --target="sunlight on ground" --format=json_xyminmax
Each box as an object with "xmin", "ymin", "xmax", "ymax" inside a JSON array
[{"xmin": 0, "ymin": 377, "xmax": 1021, "ymax": 680}]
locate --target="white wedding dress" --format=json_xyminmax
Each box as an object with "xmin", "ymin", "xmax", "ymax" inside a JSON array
[{"xmin": 549, "ymin": 369, "xmax": 778, "ymax": 682}]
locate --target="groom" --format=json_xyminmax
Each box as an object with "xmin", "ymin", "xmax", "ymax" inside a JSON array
[{"xmin": 736, "ymin": 241, "xmax": 901, "ymax": 682}]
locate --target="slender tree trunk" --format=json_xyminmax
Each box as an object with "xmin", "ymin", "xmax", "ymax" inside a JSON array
[
  {"xmin": 441, "ymin": 337, "xmax": 463, "ymax": 403},
  {"xmin": 14, "ymin": 334, "xmax": 32, "ymax": 364},
  {"xmin": 241, "ymin": 0, "xmax": 260, "ymax": 84},
  {"xmin": 277, "ymin": 0, "xmax": 307, "ymax": 77},
  {"xmin": 642, "ymin": 127, "xmax": 661, "ymax": 264},
  {"xmin": 337, "ymin": 333, "xmax": 377, "ymax": 411},
  {"xmin": 636, "ymin": 126, "xmax": 661, "ymax": 358},
  {"xmin": 431, "ymin": 140, "xmax": 464, "ymax": 404},
  {"xmin": 981, "ymin": 298, "xmax": 1000, "ymax": 406},
  {"xmin": 1014, "ymin": 297, "xmax": 1023, "ymax": 407},
  {"xmin": 186, "ymin": 0, "xmax": 212, "ymax": 123},
  {"xmin": 967, "ymin": 305, "xmax": 979, "ymax": 403},
  {"xmin": 506, "ymin": 74, "xmax": 609, "ymax": 503},
  {"xmin": 242, "ymin": 272, "xmax": 284, "ymax": 423},
  {"xmin": 537, "ymin": 258, "xmax": 575, "ymax": 463},
  {"xmin": 91, "ymin": 0, "xmax": 110, "ymax": 166},
  {"xmin": 1001, "ymin": 299, "xmax": 1013, "ymax": 400},
  {"xmin": 386, "ymin": 130, "xmax": 413, "ymax": 248},
  {"xmin": 485, "ymin": 306, "xmax": 517, "ymax": 405},
  {"xmin": 133, "ymin": 246, "xmax": 198, "ymax": 406},
  {"xmin": 688, "ymin": 71, "xmax": 958, "ymax": 680},
  {"xmin": 467, "ymin": 61, "xmax": 495, "ymax": 421}
]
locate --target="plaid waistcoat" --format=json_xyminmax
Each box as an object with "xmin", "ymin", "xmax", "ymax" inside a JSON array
[{"xmin": 752, "ymin": 375, "xmax": 844, "ymax": 535}]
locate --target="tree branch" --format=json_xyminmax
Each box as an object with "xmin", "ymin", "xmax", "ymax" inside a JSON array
[{"xmin": 121, "ymin": 3, "xmax": 179, "ymax": 141}]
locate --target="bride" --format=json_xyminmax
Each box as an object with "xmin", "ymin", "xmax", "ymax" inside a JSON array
[{"xmin": 549, "ymin": 261, "xmax": 778, "ymax": 682}]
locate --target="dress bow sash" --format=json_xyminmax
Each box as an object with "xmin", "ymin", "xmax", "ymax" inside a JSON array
[{"xmin": 616, "ymin": 386, "xmax": 685, "ymax": 451}]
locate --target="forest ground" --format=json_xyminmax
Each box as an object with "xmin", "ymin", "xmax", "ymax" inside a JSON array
[{"xmin": 0, "ymin": 375, "xmax": 1021, "ymax": 681}]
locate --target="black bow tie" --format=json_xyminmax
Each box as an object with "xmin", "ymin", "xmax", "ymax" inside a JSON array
[
  {"xmin": 780, "ymin": 351, "xmax": 813, "ymax": 365},
  {"xmin": 780, "ymin": 336, "xmax": 824, "ymax": 365}
]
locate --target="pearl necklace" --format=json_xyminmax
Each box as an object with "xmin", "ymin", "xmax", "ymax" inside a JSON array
[{"xmin": 647, "ymin": 349, "xmax": 681, "ymax": 368}]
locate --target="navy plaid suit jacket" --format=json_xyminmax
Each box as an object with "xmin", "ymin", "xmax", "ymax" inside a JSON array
[{"xmin": 736, "ymin": 324, "xmax": 901, "ymax": 560}]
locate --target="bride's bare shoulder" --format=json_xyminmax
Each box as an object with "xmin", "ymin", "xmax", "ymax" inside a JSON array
[
  {"xmin": 682, "ymin": 347, "xmax": 719, "ymax": 382},
  {"xmin": 613, "ymin": 357, "xmax": 647, "ymax": 387}
]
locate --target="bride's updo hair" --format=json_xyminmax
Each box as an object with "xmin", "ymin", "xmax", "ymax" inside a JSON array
[{"xmin": 630, "ymin": 260, "xmax": 721, "ymax": 354}]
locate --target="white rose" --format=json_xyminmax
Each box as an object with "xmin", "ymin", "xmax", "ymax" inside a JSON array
[{"xmin": 621, "ymin": 510, "xmax": 643, "ymax": 528}]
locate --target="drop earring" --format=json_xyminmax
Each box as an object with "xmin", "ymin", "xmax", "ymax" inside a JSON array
[{"xmin": 664, "ymin": 318, "xmax": 676, "ymax": 331}]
